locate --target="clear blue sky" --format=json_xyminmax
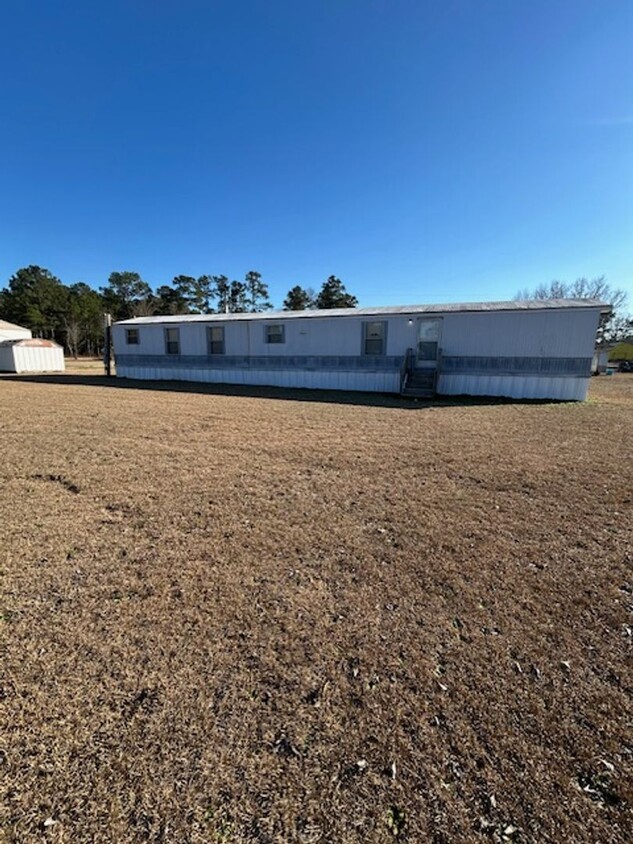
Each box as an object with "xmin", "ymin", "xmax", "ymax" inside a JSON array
[{"xmin": 1, "ymin": 0, "xmax": 631, "ymax": 308}]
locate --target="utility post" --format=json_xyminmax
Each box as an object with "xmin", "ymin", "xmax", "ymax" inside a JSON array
[{"xmin": 103, "ymin": 313, "xmax": 112, "ymax": 376}]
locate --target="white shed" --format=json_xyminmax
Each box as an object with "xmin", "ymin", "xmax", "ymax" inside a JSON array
[
  {"xmin": 0, "ymin": 319, "xmax": 32, "ymax": 342},
  {"xmin": 112, "ymin": 298, "xmax": 607, "ymax": 401},
  {"xmin": 0, "ymin": 338, "xmax": 65, "ymax": 373}
]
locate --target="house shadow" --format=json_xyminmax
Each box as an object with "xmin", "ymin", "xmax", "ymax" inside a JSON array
[{"xmin": 0, "ymin": 371, "xmax": 565, "ymax": 409}]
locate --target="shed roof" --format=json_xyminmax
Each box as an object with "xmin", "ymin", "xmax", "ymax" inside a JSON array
[
  {"xmin": 0, "ymin": 338, "xmax": 62, "ymax": 348},
  {"xmin": 116, "ymin": 298, "xmax": 610, "ymax": 326}
]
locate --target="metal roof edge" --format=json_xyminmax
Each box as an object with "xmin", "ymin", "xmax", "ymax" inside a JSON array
[
  {"xmin": 114, "ymin": 298, "xmax": 610, "ymax": 326},
  {"xmin": 0, "ymin": 338, "xmax": 63, "ymax": 348}
]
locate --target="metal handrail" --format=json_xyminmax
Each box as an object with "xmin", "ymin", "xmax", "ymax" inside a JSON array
[
  {"xmin": 434, "ymin": 346, "xmax": 442, "ymax": 393},
  {"xmin": 400, "ymin": 347, "xmax": 414, "ymax": 393}
]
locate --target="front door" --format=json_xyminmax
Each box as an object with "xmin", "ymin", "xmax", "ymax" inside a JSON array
[{"xmin": 415, "ymin": 318, "xmax": 442, "ymax": 371}]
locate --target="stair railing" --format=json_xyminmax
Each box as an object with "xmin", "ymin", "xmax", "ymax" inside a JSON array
[
  {"xmin": 434, "ymin": 346, "xmax": 443, "ymax": 394},
  {"xmin": 400, "ymin": 347, "xmax": 414, "ymax": 394}
]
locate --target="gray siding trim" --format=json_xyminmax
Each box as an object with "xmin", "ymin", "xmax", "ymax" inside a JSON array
[
  {"xmin": 114, "ymin": 353, "xmax": 592, "ymax": 377},
  {"xmin": 441, "ymin": 356, "xmax": 592, "ymax": 376},
  {"xmin": 115, "ymin": 354, "xmax": 404, "ymax": 371}
]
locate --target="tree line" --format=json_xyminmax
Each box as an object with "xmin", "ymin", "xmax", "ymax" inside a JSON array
[
  {"xmin": 1, "ymin": 265, "xmax": 629, "ymax": 357},
  {"xmin": 0, "ymin": 267, "xmax": 358, "ymax": 357}
]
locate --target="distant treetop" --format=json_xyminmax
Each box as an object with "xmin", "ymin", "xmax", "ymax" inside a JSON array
[
  {"xmin": 314, "ymin": 276, "xmax": 358, "ymax": 309},
  {"xmin": 283, "ymin": 285, "xmax": 315, "ymax": 310},
  {"xmin": 515, "ymin": 276, "xmax": 629, "ymax": 345}
]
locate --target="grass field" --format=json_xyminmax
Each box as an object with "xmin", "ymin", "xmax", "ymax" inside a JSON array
[{"xmin": 1, "ymin": 372, "xmax": 631, "ymax": 843}]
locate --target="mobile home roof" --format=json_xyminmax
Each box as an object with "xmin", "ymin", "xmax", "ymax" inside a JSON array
[{"xmin": 116, "ymin": 298, "xmax": 609, "ymax": 326}]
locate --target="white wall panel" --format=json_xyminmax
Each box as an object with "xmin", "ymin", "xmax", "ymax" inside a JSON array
[
  {"xmin": 114, "ymin": 307, "xmax": 601, "ymax": 362},
  {"xmin": 12, "ymin": 346, "xmax": 65, "ymax": 373},
  {"xmin": 439, "ymin": 309, "xmax": 599, "ymax": 357}
]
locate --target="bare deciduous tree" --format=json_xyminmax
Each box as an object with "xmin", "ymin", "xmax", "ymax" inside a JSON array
[{"xmin": 515, "ymin": 276, "xmax": 629, "ymax": 345}]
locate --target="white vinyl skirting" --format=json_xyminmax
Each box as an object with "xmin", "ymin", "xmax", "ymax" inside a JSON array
[
  {"xmin": 437, "ymin": 373, "xmax": 590, "ymax": 401},
  {"xmin": 116, "ymin": 365, "xmax": 590, "ymax": 400},
  {"xmin": 116, "ymin": 366, "xmax": 401, "ymax": 393}
]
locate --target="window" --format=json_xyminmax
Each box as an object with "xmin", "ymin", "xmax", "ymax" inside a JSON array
[
  {"xmin": 207, "ymin": 325, "xmax": 225, "ymax": 355},
  {"xmin": 363, "ymin": 321, "xmax": 386, "ymax": 355},
  {"xmin": 126, "ymin": 328, "xmax": 139, "ymax": 345},
  {"xmin": 417, "ymin": 341, "xmax": 437, "ymax": 361},
  {"xmin": 416, "ymin": 317, "xmax": 441, "ymax": 363},
  {"xmin": 165, "ymin": 327, "xmax": 180, "ymax": 355},
  {"xmin": 265, "ymin": 324, "xmax": 285, "ymax": 344}
]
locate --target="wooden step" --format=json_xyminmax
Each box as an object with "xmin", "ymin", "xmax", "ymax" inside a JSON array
[
  {"xmin": 401, "ymin": 387, "xmax": 435, "ymax": 398},
  {"xmin": 401, "ymin": 370, "xmax": 436, "ymax": 398}
]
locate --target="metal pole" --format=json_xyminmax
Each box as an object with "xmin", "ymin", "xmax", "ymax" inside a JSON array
[{"xmin": 103, "ymin": 313, "xmax": 112, "ymax": 376}]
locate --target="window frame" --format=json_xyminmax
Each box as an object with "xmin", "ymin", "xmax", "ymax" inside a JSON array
[
  {"xmin": 264, "ymin": 323, "xmax": 285, "ymax": 344},
  {"xmin": 362, "ymin": 320, "xmax": 387, "ymax": 356},
  {"xmin": 207, "ymin": 325, "xmax": 225, "ymax": 355},
  {"xmin": 417, "ymin": 340, "xmax": 438, "ymax": 361},
  {"xmin": 125, "ymin": 328, "xmax": 139, "ymax": 345},
  {"xmin": 164, "ymin": 327, "xmax": 180, "ymax": 355}
]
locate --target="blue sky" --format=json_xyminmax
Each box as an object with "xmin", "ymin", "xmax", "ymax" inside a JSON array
[{"xmin": 1, "ymin": 0, "xmax": 631, "ymax": 309}]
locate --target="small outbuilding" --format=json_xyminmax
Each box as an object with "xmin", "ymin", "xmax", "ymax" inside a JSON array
[
  {"xmin": 0, "ymin": 337, "xmax": 65, "ymax": 373},
  {"xmin": 112, "ymin": 298, "xmax": 608, "ymax": 401}
]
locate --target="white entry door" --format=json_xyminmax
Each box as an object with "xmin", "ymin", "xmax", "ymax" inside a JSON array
[{"xmin": 415, "ymin": 318, "xmax": 442, "ymax": 370}]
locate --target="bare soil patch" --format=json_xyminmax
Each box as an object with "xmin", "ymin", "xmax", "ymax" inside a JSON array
[{"xmin": 1, "ymin": 374, "xmax": 631, "ymax": 843}]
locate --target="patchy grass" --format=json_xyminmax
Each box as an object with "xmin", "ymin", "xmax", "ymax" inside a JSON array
[
  {"xmin": 0, "ymin": 374, "xmax": 631, "ymax": 843},
  {"xmin": 63, "ymin": 356, "xmax": 108, "ymax": 374},
  {"xmin": 609, "ymin": 342, "xmax": 633, "ymax": 362}
]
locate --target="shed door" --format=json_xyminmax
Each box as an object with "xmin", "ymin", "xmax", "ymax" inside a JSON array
[{"xmin": 415, "ymin": 318, "xmax": 442, "ymax": 370}]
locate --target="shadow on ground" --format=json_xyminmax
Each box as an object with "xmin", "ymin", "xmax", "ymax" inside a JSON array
[{"xmin": 0, "ymin": 372, "xmax": 564, "ymax": 410}]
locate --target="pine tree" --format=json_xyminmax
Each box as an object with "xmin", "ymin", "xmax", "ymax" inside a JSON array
[
  {"xmin": 229, "ymin": 280, "xmax": 247, "ymax": 313},
  {"xmin": 314, "ymin": 276, "xmax": 358, "ymax": 309},
  {"xmin": 245, "ymin": 270, "xmax": 273, "ymax": 312},
  {"xmin": 283, "ymin": 285, "xmax": 315, "ymax": 310}
]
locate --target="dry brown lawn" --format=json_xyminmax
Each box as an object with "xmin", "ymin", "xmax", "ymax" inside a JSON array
[
  {"xmin": 62, "ymin": 357, "xmax": 106, "ymax": 375},
  {"xmin": 1, "ymin": 372, "xmax": 631, "ymax": 843}
]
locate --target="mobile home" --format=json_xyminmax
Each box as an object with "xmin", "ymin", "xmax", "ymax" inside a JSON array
[{"xmin": 112, "ymin": 299, "xmax": 606, "ymax": 401}]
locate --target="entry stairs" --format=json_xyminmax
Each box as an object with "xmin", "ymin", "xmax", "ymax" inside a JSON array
[{"xmin": 401, "ymin": 370, "xmax": 436, "ymax": 398}]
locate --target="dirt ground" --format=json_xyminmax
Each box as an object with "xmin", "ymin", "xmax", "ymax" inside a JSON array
[{"xmin": 1, "ymin": 372, "xmax": 631, "ymax": 843}]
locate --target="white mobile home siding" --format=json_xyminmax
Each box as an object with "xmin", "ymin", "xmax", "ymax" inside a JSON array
[
  {"xmin": 436, "ymin": 308, "xmax": 599, "ymax": 400},
  {"xmin": 113, "ymin": 302, "xmax": 602, "ymax": 400}
]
